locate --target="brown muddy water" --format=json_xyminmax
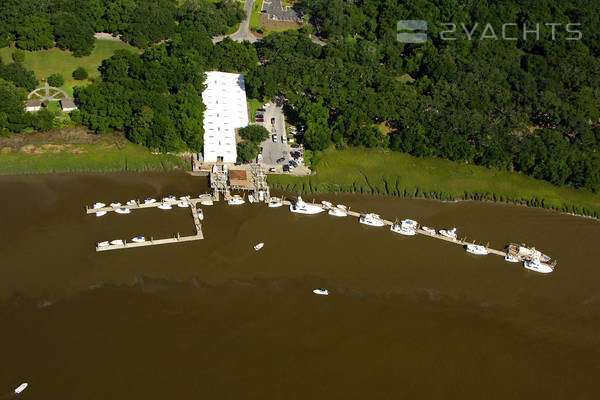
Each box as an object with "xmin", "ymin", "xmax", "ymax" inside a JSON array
[{"xmin": 0, "ymin": 172, "xmax": 599, "ymax": 399}]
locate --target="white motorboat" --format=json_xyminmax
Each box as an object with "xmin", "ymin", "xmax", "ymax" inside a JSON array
[
  {"xmin": 523, "ymin": 259, "xmax": 553, "ymax": 274},
  {"xmin": 197, "ymin": 209, "xmax": 204, "ymax": 220},
  {"xmin": 328, "ymin": 207, "xmax": 347, "ymax": 217},
  {"xmin": 162, "ymin": 196, "xmax": 176, "ymax": 202},
  {"xmin": 95, "ymin": 211, "xmax": 107, "ymax": 217},
  {"xmin": 126, "ymin": 200, "xmax": 136, "ymax": 206},
  {"xmin": 258, "ymin": 190, "xmax": 265, "ymax": 202},
  {"xmin": 144, "ymin": 198, "xmax": 156, "ymax": 204},
  {"xmin": 14, "ymin": 383, "xmax": 28, "ymax": 394},
  {"xmin": 321, "ymin": 200, "xmax": 332, "ymax": 208},
  {"xmin": 504, "ymin": 254, "xmax": 520, "ymax": 263},
  {"xmin": 254, "ymin": 242, "xmax": 264, "ymax": 251},
  {"xmin": 110, "ymin": 239, "xmax": 124, "ymax": 245},
  {"xmin": 248, "ymin": 194, "xmax": 255, "ymax": 203},
  {"xmin": 179, "ymin": 196, "xmax": 190, "ymax": 200},
  {"xmin": 110, "ymin": 202, "xmax": 121, "ymax": 208},
  {"xmin": 359, "ymin": 213, "xmax": 385, "ymax": 227},
  {"xmin": 268, "ymin": 197, "xmax": 283, "ymax": 207},
  {"xmin": 97, "ymin": 241, "xmax": 110, "ymax": 247},
  {"xmin": 336, "ymin": 204, "xmax": 347, "ymax": 210},
  {"xmin": 177, "ymin": 201, "xmax": 189, "ymax": 208},
  {"xmin": 93, "ymin": 202, "xmax": 106, "ymax": 209},
  {"xmin": 131, "ymin": 236, "xmax": 145, "ymax": 243},
  {"xmin": 391, "ymin": 219, "xmax": 418, "ymax": 236},
  {"xmin": 115, "ymin": 207, "xmax": 131, "ymax": 214},
  {"xmin": 439, "ymin": 228, "xmax": 457, "ymax": 240},
  {"xmin": 421, "ymin": 226, "xmax": 436, "ymax": 235},
  {"xmin": 200, "ymin": 199, "xmax": 214, "ymax": 206},
  {"xmin": 228, "ymin": 195, "xmax": 245, "ymax": 205},
  {"xmin": 157, "ymin": 203, "xmax": 172, "ymax": 210},
  {"xmin": 465, "ymin": 244, "xmax": 488, "ymax": 255},
  {"xmin": 290, "ymin": 196, "xmax": 323, "ymax": 214},
  {"xmin": 313, "ymin": 289, "xmax": 329, "ymax": 296}
]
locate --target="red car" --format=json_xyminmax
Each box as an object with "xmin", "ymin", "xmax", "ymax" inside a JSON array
[{"xmin": 256, "ymin": 118, "xmax": 264, "ymax": 122}]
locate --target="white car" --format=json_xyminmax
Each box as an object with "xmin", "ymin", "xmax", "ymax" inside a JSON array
[
  {"xmin": 281, "ymin": 135, "xmax": 287, "ymax": 143},
  {"xmin": 272, "ymin": 134, "xmax": 278, "ymax": 143}
]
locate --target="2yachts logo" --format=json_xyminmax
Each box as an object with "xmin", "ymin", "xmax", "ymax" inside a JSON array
[{"xmin": 397, "ymin": 21, "xmax": 583, "ymax": 43}]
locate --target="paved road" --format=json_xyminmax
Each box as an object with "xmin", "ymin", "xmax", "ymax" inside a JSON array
[{"xmin": 214, "ymin": 0, "xmax": 258, "ymax": 44}]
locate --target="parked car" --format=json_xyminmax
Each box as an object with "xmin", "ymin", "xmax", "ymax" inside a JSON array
[
  {"xmin": 271, "ymin": 117, "xmax": 276, "ymax": 125},
  {"xmin": 283, "ymin": 165, "xmax": 290, "ymax": 172},
  {"xmin": 257, "ymin": 108, "xmax": 266, "ymax": 112},
  {"xmin": 272, "ymin": 134, "xmax": 278, "ymax": 143},
  {"xmin": 264, "ymin": 103, "xmax": 270, "ymax": 107},
  {"xmin": 281, "ymin": 135, "xmax": 287, "ymax": 143},
  {"xmin": 256, "ymin": 113, "xmax": 264, "ymax": 119},
  {"xmin": 269, "ymin": 167, "xmax": 276, "ymax": 172},
  {"xmin": 256, "ymin": 118, "xmax": 264, "ymax": 123},
  {"xmin": 289, "ymin": 160, "xmax": 298, "ymax": 167},
  {"xmin": 276, "ymin": 157, "xmax": 285, "ymax": 164}
]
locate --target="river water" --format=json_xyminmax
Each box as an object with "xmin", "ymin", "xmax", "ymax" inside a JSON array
[{"xmin": 1, "ymin": 172, "xmax": 599, "ymax": 399}]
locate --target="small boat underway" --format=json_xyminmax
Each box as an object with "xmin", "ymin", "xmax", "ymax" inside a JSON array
[
  {"xmin": 465, "ymin": 244, "xmax": 488, "ymax": 255},
  {"xmin": 328, "ymin": 207, "xmax": 347, "ymax": 217},
  {"xmin": 95, "ymin": 211, "xmax": 107, "ymax": 217},
  {"xmin": 110, "ymin": 239, "xmax": 124, "ymax": 245},
  {"xmin": 115, "ymin": 207, "xmax": 131, "ymax": 214},
  {"xmin": 268, "ymin": 197, "xmax": 283, "ymax": 208},
  {"xmin": 14, "ymin": 383, "xmax": 28, "ymax": 394},
  {"xmin": 228, "ymin": 195, "xmax": 245, "ymax": 205},
  {"xmin": 421, "ymin": 226, "xmax": 436, "ymax": 235},
  {"xmin": 439, "ymin": 228, "xmax": 457, "ymax": 240},
  {"xmin": 157, "ymin": 203, "xmax": 172, "ymax": 210},
  {"xmin": 359, "ymin": 213, "xmax": 385, "ymax": 227},
  {"xmin": 391, "ymin": 219, "xmax": 418, "ymax": 236},
  {"xmin": 504, "ymin": 254, "xmax": 520, "ymax": 263},
  {"xmin": 97, "ymin": 241, "xmax": 110, "ymax": 247},
  {"xmin": 254, "ymin": 242, "xmax": 264, "ymax": 251},
  {"xmin": 197, "ymin": 209, "xmax": 204, "ymax": 220},
  {"xmin": 93, "ymin": 202, "xmax": 106, "ymax": 209},
  {"xmin": 313, "ymin": 289, "xmax": 329, "ymax": 296},
  {"xmin": 131, "ymin": 236, "xmax": 145, "ymax": 243},
  {"xmin": 126, "ymin": 200, "xmax": 136, "ymax": 206},
  {"xmin": 144, "ymin": 198, "xmax": 156, "ymax": 204},
  {"xmin": 523, "ymin": 258, "xmax": 553, "ymax": 274},
  {"xmin": 110, "ymin": 202, "xmax": 121, "ymax": 208},
  {"xmin": 290, "ymin": 196, "xmax": 323, "ymax": 214}
]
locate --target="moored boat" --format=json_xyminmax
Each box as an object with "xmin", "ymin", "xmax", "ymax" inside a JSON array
[
  {"xmin": 258, "ymin": 190, "xmax": 265, "ymax": 202},
  {"xmin": 97, "ymin": 241, "xmax": 110, "ymax": 247},
  {"xmin": 289, "ymin": 196, "xmax": 323, "ymax": 214},
  {"xmin": 391, "ymin": 219, "xmax": 418, "ymax": 236},
  {"xmin": 336, "ymin": 204, "xmax": 347, "ymax": 210},
  {"xmin": 95, "ymin": 211, "xmax": 107, "ymax": 217},
  {"xmin": 200, "ymin": 199, "xmax": 214, "ymax": 206},
  {"xmin": 359, "ymin": 213, "xmax": 385, "ymax": 227},
  {"xmin": 157, "ymin": 203, "xmax": 172, "ymax": 210},
  {"xmin": 254, "ymin": 242, "xmax": 264, "ymax": 251},
  {"xmin": 110, "ymin": 239, "xmax": 124, "ymax": 245},
  {"xmin": 313, "ymin": 289, "xmax": 329, "ymax": 296},
  {"xmin": 126, "ymin": 200, "xmax": 136, "ymax": 206},
  {"xmin": 110, "ymin": 202, "xmax": 121, "ymax": 208},
  {"xmin": 228, "ymin": 195, "xmax": 245, "ymax": 205},
  {"xmin": 465, "ymin": 244, "xmax": 488, "ymax": 255},
  {"xmin": 197, "ymin": 209, "xmax": 204, "ymax": 220},
  {"xmin": 177, "ymin": 201, "xmax": 189, "ymax": 208},
  {"xmin": 162, "ymin": 196, "xmax": 176, "ymax": 202},
  {"xmin": 131, "ymin": 236, "xmax": 145, "ymax": 243},
  {"xmin": 144, "ymin": 198, "xmax": 156, "ymax": 204},
  {"xmin": 523, "ymin": 259, "xmax": 554, "ymax": 274},
  {"xmin": 321, "ymin": 200, "xmax": 332, "ymax": 208},
  {"xmin": 328, "ymin": 207, "xmax": 347, "ymax": 217},
  {"xmin": 421, "ymin": 226, "xmax": 436, "ymax": 235},
  {"xmin": 439, "ymin": 228, "xmax": 457, "ymax": 240},
  {"xmin": 504, "ymin": 254, "xmax": 519, "ymax": 263},
  {"xmin": 93, "ymin": 202, "xmax": 106, "ymax": 209},
  {"xmin": 268, "ymin": 197, "xmax": 283, "ymax": 208},
  {"xmin": 115, "ymin": 207, "xmax": 131, "ymax": 214},
  {"xmin": 248, "ymin": 194, "xmax": 255, "ymax": 203},
  {"xmin": 179, "ymin": 196, "xmax": 190, "ymax": 200}
]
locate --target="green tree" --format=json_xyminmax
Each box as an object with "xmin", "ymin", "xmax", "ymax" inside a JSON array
[
  {"xmin": 11, "ymin": 50, "xmax": 24, "ymax": 63},
  {"xmin": 15, "ymin": 15, "xmax": 54, "ymax": 51},
  {"xmin": 238, "ymin": 125, "xmax": 269, "ymax": 143},
  {"xmin": 72, "ymin": 67, "xmax": 88, "ymax": 80},
  {"xmin": 237, "ymin": 140, "xmax": 260, "ymax": 162},
  {"xmin": 52, "ymin": 13, "xmax": 95, "ymax": 57},
  {"xmin": 47, "ymin": 73, "xmax": 64, "ymax": 87}
]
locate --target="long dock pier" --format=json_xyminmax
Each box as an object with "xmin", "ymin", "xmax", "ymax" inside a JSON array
[{"xmin": 89, "ymin": 196, "xmax": 211, "ymax": 252}]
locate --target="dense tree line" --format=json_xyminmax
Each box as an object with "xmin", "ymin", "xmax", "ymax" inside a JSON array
[
  {"xmin": 0, "ymin": 0, "xmax": 245, "ymax": 53},
  {"xmin": 244, "ymin": 0, "xmax": 600, "ymax": 192}
]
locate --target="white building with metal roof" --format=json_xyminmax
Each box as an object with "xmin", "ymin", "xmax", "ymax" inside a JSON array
[{"xmin": 202, "ymin": 71, "xmax": 249, "ymax": 163}]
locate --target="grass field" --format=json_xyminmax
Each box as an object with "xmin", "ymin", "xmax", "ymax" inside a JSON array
[
  {"xmin": 0, "ymin": 130, "xmax": 188, "ymax": 174},
  {"xmin": 249, "ymin": 0, "xmax": 264, "ymax": 31},
  {"xmin": 248, "ymin": 98, "xmax": 263, "ymax": 122},
  {"xmin": 268, "ymin": 148, "xmax": 600, "ymax": 218},
  {"xmin": 0, "ymin": 40, "xmax": 141, "ymax": 80}
]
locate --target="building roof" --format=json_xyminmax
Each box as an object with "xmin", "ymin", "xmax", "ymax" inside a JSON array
[
  {"xmin": 202, "ymin": 71, "xmax": 249, "ymax": 163},
  {"xmin": 60, "ymin": 98, "xmax": 77, "ymax": 109},
  {"xmin": 25, "ymin": 99, "xmax": 41, "ymax": 107}
]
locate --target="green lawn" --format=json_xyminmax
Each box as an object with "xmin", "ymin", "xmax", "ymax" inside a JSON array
[
  {"xmin": 0, "ymin": 136, "xmax": 188, "ymax": 174},
  {"xmin": 58, "ymin": 80, "xmax": 91, "ymax": 98},
  {"xmin": 268, "ymin": 148, "xmax": 600, "ymax": 218},
  {"xmin": 249, "ymin": 0, "xmax": 264, "ymax": 31},
  {"xmin": 248, "ymin": 98, "xmax": 263, "ymax": 122},
  {"xmin": 0, "ymin": 39, "xmax": 141, "ymax": 81}
]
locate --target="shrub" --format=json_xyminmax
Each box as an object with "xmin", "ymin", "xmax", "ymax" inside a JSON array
[
  {"xmin": 47, "ymin": 73, "xmax": 64, "ymax": 87},
  {"xmin": 12, "ymin": 50, "xmax": 25, "ymax": 63},
  {"xmin": 72, "ymin": 67, "xmax": 88, "ymax": 80}
]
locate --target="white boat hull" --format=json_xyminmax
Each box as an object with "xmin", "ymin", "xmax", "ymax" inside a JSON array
[
  {"xmin": 524, "ymin": 260, "xmax": 553, "ymax": 274},
  {"xmin": 115, "ymin": 208, "xmax": 131, "ymax": 214},
  {"xmin": 98, "ymin": 241, "xmax": 110, "ymax": 247},
  {"xmin": 465, "ymin": 245, "xmax": 488, "ymax": 255},
  {"xmin": 110, "ymin": 202, "xmax": 121, "ymax": 208},
  {"xmin": 144, "ymin": 198, "xmax": 156, "ymax": 204},
  {"xmin": 504, "ymin": 254, "xmax": 520, "ymax": 263},
  {"xmin": 131, "ymin": 237, "xmax": 145, "ymax": 243},
  {"xmin": 158, "ymin": 204, "xmax": 172, "ymax": 210},
  {"xmin": 290, "ymin": 205, "xmax": 323, "ymax": 214},
  {"xmin": 93, "ymin": 202, "xmax": 106, "ymax": 209},
  {"xmin": 268, "ymin": 202, "xmax": 283, "ymax": 208},
  {"xmin": 177, "ymin": 201, "xmax": 189, "ymax": 208},
  {"xmin": 391, "ymin": 225, "xmax": 416, "ymax": 236},
  {"xmin": 110, "ymin": 240, "xmax": 124, "ymax": 245},
  {"xmin": 95, "ymin": 211, "xmax": 107, "ymax": 217},
  {"xmin": 254, "ymin": 243, "xmax": 264, "ymax": 251},
  {"xmin": 14, "ymin": 383, "xmax": 28, "ymax": 394},
  {"xmin": 328, "ymin": 208, "xmax": 347, "ymax": 217},
  {"xmin": 200, "ymin": 200, "xmax": 213, "ymax": 206},
  {"xmin": 313, "ymin": 289, "xmax": 329, "ymax": 296}
]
